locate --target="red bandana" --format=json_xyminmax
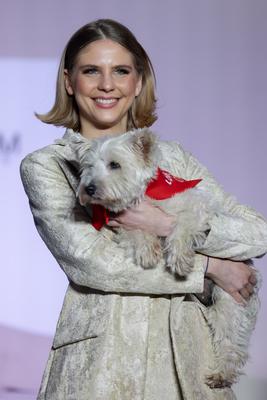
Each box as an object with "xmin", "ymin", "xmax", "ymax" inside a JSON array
[{"xmin": 91, "ymin": 167, "xmax": 202, "ymax": 230}]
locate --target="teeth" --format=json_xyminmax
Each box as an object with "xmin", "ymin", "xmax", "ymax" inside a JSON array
[{"xmin": 95, "ymin": 98, "xmax": 117, "ymax": 104}]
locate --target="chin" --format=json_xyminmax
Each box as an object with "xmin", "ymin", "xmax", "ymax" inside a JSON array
[{"xmin": 93, "ymin": 118, "xmax": 126, "ymax": 131}]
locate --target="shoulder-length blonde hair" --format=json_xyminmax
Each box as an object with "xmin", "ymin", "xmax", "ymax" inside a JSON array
[{"xmin": 36, "ymin": 19, "xmax": 157, "ymax": 131}]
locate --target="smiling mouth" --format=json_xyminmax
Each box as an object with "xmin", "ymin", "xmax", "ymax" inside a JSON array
[{"xmin": 93, "ymin": 97, "xmax": 119, "ymax": 108}]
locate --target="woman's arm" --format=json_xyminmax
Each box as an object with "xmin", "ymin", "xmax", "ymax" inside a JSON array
[
  {"xmin": 168, "ymin": 141, "xmax": 267, "ymax": 302},
  {"xmin": 163, "ymin": 141, "xmax": 267, "ymax": 260},
  {"xmin": 206, "ymin": 258, "xmax": 257, "ymax": 303},
  {"xmin": 107, "ymin": 198, "xmax": 258, "ymax": 302},
  {"xmin": 20, "ymin": 148, "xmax": 206, "ymax": 294}
]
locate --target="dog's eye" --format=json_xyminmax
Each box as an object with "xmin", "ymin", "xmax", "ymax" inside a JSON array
[{"xmin": 109, "ymin": 161, "xmax": 121, "ymax": 170}]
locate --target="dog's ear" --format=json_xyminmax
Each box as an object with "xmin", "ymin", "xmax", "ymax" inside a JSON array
[{"xmin": 131, "ymin": 129, "xmax": 159, "ymax": 166}]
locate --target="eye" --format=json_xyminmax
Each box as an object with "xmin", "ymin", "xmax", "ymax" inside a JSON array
[
  {"xmin": 115, "ymin": 67, "xmax": 130, "ymax": 75},
  {"xmin": 109, "ymin": 161, "xmax": 121, "ymax": 170},
  {"xmin": 83, "ymin": 67, "xmax": 98, "ymax": 75}
]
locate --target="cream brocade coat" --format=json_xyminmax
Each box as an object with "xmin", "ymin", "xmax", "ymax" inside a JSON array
[{"xmin": 20, "ymin": 129, "xmax": 267, "ymax": 400}]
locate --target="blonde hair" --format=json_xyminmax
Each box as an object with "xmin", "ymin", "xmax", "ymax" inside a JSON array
[{"xmin": 36, "ymin": 19, "xmax": 157, "ymax": 131}]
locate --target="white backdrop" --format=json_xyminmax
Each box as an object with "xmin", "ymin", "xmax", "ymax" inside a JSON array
[
  {"xmin": 1, "ymin": 0, "xmax": 267, "ymax": 398},
  {"xmin": 1, "ymin": 59, "xmax": 67, "ymax": 334}
]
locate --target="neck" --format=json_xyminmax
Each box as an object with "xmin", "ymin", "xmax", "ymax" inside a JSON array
[{"xmin": 80, "ymin": 117, "xmax": 128, "ymax": 140}]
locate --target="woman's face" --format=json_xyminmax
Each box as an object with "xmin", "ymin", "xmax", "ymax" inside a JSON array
[{"xmin": 65, "ymin": 39, "xmax": 142, "ymax": 137}]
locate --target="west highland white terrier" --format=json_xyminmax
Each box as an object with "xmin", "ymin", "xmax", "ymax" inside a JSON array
[{"xmin": 71, "ymin": 128, "xmax": 261, "ymax": 389}]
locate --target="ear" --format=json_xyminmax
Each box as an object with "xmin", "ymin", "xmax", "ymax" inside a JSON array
[
  {"xmin": 135, "ymin": 75, "xmax": 142, "ymax": 97},
  {"xmin": 64, "ymin": 69, "xmax": 74, "ymax": 96},
  {"xmin": 131, "ymin": 129, "xmax": 158, "ymax": 166}
]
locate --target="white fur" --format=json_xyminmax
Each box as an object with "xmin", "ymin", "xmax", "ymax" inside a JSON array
[{"xmin": 72, "ymin": 128, "xmax": 261, "ymax": 388}]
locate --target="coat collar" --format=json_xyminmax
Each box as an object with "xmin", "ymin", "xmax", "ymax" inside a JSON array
[
  {"xmin": 58, "ymin": 128, "xmax": 90, "ymax": 145},
  {"xmin": 54, "ymin": 128, "xmax": 90, "ymax": 157},
  {"xmin": 53, "ymin": 129, "xmax": 89, "ymax": 193}
]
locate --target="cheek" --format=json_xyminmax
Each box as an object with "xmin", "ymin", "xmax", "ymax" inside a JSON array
[
  {"xmin": 119, "ymin": 77, "xmax": 140, "ymax": 96},
  {"xmin": 73, "ymin": 76, "xmax": 94, "ymax": 95}
]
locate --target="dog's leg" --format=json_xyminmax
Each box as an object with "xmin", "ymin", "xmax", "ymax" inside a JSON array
[
  {"xmin": 164, "ymin": 214, "xmax": 207, "ymax": 277},
  {"xmin": 162, "ymin": 192, "xmax": 210, "ymax": 277},
  {"xmin": 164, "ymin": 223, "xmax": 196, "ymax": 276},
  {"xmin": 134, "ymin": 232, "xmax": 163, "ymax": 268},
  {"xmin": 116, "ymin": 229, "xmax": 163, "ymax": 268},
  {"xmin": 205, "ymin": 273, "xmax": 261, "ymax": 388}
]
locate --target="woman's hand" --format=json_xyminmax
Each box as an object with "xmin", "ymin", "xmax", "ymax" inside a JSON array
[
  {"xmin": 206, "ymin": 257, "xmax": 257, "ymax": 304},
  {"xmin": 107, "ymin": 199, "xmax": 175, "ymax": 237}
]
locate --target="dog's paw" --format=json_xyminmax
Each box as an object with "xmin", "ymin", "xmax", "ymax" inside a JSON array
[
  {"xmin": 205, "ymin": 373, "xmax": 234, "ymax": 389},
  {"xmin": 166, "ymin": 250, "xmax": 195, "ymax": 277},
  {"xmin": 136, "ymin": 240, "xmax": 162, "ymax": 269}
]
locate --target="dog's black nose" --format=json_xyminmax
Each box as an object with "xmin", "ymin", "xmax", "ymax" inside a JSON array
[{"xmin": 85, "ymin": 183, "xmax": 96, "ymax": 196}]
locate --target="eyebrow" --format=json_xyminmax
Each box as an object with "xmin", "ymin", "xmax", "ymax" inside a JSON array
[{"xmin": 79, "ymin": 64, "xmax": 133, "ymax": 70}]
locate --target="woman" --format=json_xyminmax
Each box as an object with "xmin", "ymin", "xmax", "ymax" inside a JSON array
[{"xmin": 20, "ymin": 19, "xmax": 267, "ymax": 400}]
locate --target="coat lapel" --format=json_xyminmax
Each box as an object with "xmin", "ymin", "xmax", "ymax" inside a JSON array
[{"xmin": 53, "ymin": 129, "xmax": 91, "ymax": 194}]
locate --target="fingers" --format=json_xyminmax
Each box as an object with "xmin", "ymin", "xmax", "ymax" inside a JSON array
[
  {"xmin": 236, "ymin": 279, "xmax": 256, "ymax": 303},
  {"xmin": 232, "ymin": 291, "xmax": 247, "ymax": 305},
  {"xmin": 107, "ymin": 219, "xmax": 121, "ymax": 228},
  {"xmin": 245, "ymin": 282, "xmax": 255, "ymax": 294},
  {"xmin": 245, "ymin": 269, "xmax": 258, "ymax": 295},
  {"xmin": 249, "ymin": 272, "xmax": 257, "ymax": 285},
  {"xmin": 107, "ymin": 211, "xmax": 125, "ymax": 227},
  {"xmin": 231, "ymin": 267, "xmax": 257, "ymax": 304},
  {"xmin": 107, "ymin": 213, "xmax": 132, "ymax": 229},
  {"xmin": 239, "ymin": 287, "xmax": 251, "ymax": 300}
]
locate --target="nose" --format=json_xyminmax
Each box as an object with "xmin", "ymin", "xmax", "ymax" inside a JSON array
[
  {"xmin": 98, "ymin": 71, "xmax": 115, "ymax": 92},
  {"xmin": 85, "ymin": 183, "xmax": 96, "ymax": 196}
]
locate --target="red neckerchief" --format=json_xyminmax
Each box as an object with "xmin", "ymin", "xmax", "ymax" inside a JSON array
[{"xmin": 91, "ymin": 167, "xmax": 202, "ymax": 230}]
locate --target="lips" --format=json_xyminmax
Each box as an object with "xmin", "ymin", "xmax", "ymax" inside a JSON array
[{"xmin": 93, "ymin": 97, "xmax": 119, "ymax": 108}]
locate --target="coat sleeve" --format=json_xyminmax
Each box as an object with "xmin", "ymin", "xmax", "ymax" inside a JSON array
[
  {"xmin": 166, "ymin": 141, "xmax": 267, "ymax": 260},
  {"xmin": 20, "ymin": 148, "xmax": 206, "ymax": 294}
]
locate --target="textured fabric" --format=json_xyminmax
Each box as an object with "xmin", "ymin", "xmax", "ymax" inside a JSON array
[{"xmin": 20, "ymin": 128, "xmax": 267, "ymax": 400}]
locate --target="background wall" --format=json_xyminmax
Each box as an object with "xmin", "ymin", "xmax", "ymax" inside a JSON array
[{"xmin": 0, "ymin": 0, "xmax": 266, "ymax": 398}]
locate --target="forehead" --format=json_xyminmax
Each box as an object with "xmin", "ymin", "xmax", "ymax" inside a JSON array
[{"xmin": 75, "ymin": 39, "xmax": 135, "ymax": 67}]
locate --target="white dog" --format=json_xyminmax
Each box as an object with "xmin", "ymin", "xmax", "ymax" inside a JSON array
[{"xmin": 71, "ymin": 128, "xmax": 260, "ymax": 388}]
